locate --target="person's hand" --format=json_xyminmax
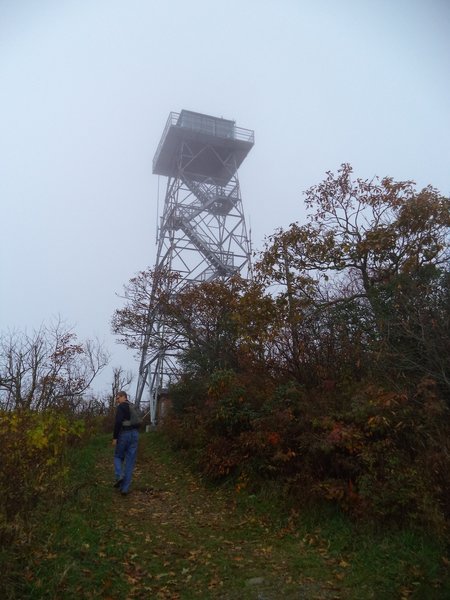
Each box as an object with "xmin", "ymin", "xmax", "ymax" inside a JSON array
[{"xmin": 112, "ymin": 439, "xmax": 117, "ymax": 446}]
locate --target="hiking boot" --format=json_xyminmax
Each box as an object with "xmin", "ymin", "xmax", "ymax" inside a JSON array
[
  {"xmin": 120, "ymin": 490, "xmax": 128, "ymax": 497},
  {"xmin": 113, "ymin": 478, "xmax": 124, "ymax": 488}
]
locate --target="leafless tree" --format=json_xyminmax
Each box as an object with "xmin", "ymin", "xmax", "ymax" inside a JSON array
[
  {"xmin": 107, "ymin": 366, "xmax": 133, "ymax": 410},
  {"xmin": 0, "ymin": 319, "xmax": 110, "ymax": 411}
]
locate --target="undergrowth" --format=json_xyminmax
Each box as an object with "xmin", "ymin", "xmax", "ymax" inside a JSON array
[{"xmin": 2, "ymin": 432, "xmax": 449, "ymax": 599}]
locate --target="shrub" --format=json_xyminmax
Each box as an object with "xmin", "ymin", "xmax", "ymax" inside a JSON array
[
  {"xmin": 164, "ymin": 370, "xmax": 450, "ymax": 534},
  {"xmin": 351, "ymin": 380, "xmax": 450, "ymax": 532},
  {"xmin": 0, "ymin": 410, "xmax": 85, "ymax": 544}
]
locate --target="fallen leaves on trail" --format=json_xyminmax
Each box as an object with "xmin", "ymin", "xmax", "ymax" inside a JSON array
[
  {"xmin": 128, "ymin": 507, "xmax": 147, "ymax": 515},
  {"xmin": 338, "ymin": 560, "xmax": 350, "ymax": 568},
  {"xmin": 208, "ymin": 574, "xmax": 224, "ymax": 590},
  {"xmin": 103, "ymin": 437, "xmax": 349, "ymax": 599}
]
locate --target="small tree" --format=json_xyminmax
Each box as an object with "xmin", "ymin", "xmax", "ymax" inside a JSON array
[
  {"xmin": 0, "ymin": 319, "xmax": 109, "ymax": 411},
  {"xmin": 113, "ymin": 268, "xmax": 278, "ymax": 379},
  {"xmin": 108, "ymin": 366, "xmax": 133, "ymax": 409},
  {"xmin": 111, "ymin": 266, "xmax": 179, "ymax": 352},
  {"xmin": 258, "ymin": 164, "xmax": 450, "ymax": 390}
]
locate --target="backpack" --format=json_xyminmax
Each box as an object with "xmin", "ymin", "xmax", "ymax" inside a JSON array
[{"xmin": 123, "ymin": 402, "xmax": 143, "ymax": 428}]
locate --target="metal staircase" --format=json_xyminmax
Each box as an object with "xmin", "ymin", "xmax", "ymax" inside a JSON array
[{"xmin": 135, "ymin": 110, "xmax": 254, "ymax": 421}]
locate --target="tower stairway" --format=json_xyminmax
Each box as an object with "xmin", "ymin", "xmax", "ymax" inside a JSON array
[
  {"xmin": 181, "ymin": 176, "xmax": 239, "ymax": 216},
  {"xmin": 135, "ymin": 110, "xmax": 254, "ymax": 419}
]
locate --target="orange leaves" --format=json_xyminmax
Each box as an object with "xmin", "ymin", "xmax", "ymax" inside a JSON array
[
  {"xmin": 325, "ymin": 421, "xmax": 364, "ymax": 455},
  {"xmin": 201, "ymin": 437, "xmax": 241, "ymax": 479},
  {"xmin": 267, "ymin": 431, "xmax": 281, "ymax": 446}
]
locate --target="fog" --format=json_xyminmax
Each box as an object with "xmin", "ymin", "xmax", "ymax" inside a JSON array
[{"xmin": 1, "ymin": 0, "xmax": 449, "ymax": 396}]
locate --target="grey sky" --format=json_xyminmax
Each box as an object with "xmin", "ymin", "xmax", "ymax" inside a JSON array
[{"xmin": 1, "ymin": 0, "xmax": 449, "ymax": 395}]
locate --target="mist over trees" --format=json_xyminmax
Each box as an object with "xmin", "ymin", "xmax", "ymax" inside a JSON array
[
  {"xmin": 112, "ymin": 164, "xmax": 450, "ymax": 530},
  {"xmin": 0, "ymin": 319, "xmax": 110, "ymax": 412},
  {"xmin": 113, "ymin": 164, "xmax": 449, "ymax": 396},
  {"xmin": 1, "ymin": 163, "xmax": 448, "ymax": 533},
  {"xmin": 257, "ymin": 163, "xmax": 449, "ymax": 391}
]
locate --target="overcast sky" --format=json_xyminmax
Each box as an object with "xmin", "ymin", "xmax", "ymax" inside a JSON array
[{"xmin": 1, "ymin": 0, "xmax": 449, "ymax": 396}]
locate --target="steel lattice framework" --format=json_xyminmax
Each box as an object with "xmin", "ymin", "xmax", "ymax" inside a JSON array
[{"xmin": 135, "ymin": 111, "xmax": 254, "ymax": 421}]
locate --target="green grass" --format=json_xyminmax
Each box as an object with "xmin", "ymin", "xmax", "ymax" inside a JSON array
[
  {"xmin": 17, "ymin": 436, "xmax": 132, "ymax": 599},
  {"xmin": 3, "ymin": 431, "xmax": 450, "ymax": 599}
]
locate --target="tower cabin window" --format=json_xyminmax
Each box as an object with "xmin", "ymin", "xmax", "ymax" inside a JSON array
[{"xmin": 177, "ymin": 111, "xmax": 235, "ymax": 140}]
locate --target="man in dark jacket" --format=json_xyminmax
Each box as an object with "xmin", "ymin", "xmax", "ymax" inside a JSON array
[{"xmin": 112, "ymin": 391, "xmax": 139, "ymax": 496}]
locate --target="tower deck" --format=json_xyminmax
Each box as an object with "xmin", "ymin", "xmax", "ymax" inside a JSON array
[{"xmin": 153, "ymin": 110, "xmax": 254, "ymax": 183}]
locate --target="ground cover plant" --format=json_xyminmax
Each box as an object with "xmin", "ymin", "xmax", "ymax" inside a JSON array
[
  {"xmin": 4, "ymin": 431, "xmax": 450, "ymax": 599},
  {"xmin": 112, "ymin": 165, "xmax": 449, "ymax": 533},
  {"xmin": 2, "ymin": 165, "xmax": 448, "ymax": 597},
  {"xmin": 0, "ymin": 410, "xmax": 85, "ymax": 548}
]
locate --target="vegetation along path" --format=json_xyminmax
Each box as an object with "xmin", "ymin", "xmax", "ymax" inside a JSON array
[{"xmin": 22, "ymin": 432, "xmax": 449, "ymax": 599}]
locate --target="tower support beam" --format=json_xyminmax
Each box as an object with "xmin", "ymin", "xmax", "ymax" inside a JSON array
[{"xmin": 136, "ymin": 110, "xmax": 254, "ymax": 421}]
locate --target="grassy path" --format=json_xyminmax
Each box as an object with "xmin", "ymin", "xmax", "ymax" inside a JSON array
[
  {"xmin": 103, "ymin": 433, "xmax": 344, "ymax": 599},
  {"xmin": 20, "ymin": 432, "xmax": 449, "ymax": 599}
]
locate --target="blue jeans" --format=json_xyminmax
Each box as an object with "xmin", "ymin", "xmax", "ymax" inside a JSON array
[{"xmin": 114, "ymin": 429, "xmax": 139, "ymax": 493}]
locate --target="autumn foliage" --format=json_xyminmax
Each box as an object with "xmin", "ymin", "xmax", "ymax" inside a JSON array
[
  {"xmin": 0, "ymin": 410, "xmax": 85, "ymax": 544},
  {"xmin": 115, "ymin": 165, "xmax": 450, "ymax": 533}
]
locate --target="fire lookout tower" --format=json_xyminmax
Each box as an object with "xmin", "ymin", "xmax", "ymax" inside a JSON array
[{"xmin": 135, "ymin": 110, "xmax": 254, "ymax": 420}]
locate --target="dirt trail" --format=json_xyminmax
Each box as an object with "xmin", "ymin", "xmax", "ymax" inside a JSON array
[{"xmin": 101, "ymin": 433, "xmax": 345, "ymax": 600}]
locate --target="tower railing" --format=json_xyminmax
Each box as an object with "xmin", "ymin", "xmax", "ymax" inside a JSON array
[{"xmin": 153, "ymin": 112, "xmax": 255, "ymax": 173}]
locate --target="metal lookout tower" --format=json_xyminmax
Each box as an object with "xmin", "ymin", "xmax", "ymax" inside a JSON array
[{"xmin": 135, "ymin": 110, "xmax": 254, "ymax": 421}]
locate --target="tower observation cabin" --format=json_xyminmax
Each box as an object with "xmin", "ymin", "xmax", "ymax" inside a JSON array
[
  {"xmin": 135, "ymin": 110, "xmax": 254, "ymax": 418},
  {"xmin": 153, "ymin": 110, "xmax": 254, "ymax": 184}
]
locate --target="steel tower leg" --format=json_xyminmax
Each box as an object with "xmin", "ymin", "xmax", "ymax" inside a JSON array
[{"xmin": 135, "ymin": 114, "xmax": 253, "ymax": 420}]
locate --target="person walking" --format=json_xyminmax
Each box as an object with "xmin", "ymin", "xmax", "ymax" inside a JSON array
[{"xmin": 112, "ymin": 391, "xmax": 139, "ymax": 496}]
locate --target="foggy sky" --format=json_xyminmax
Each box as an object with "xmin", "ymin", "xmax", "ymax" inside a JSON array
[{"xmin": 1, "ymin": 0, "xmax": 449, "ymax": 396}]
